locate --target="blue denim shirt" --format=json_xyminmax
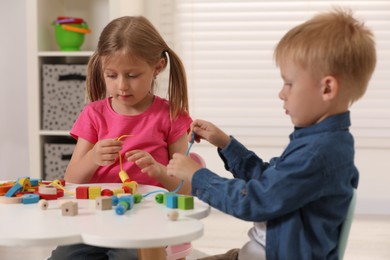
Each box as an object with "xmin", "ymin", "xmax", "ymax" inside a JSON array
[{"xmin": 192, "ymin": 111, "xmax": 358, "ymax": 260}]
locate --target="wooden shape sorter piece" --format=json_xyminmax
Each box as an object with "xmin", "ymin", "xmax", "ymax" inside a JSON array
[
  {"xmin": 96, "ymin": 196, "xmax": 112, "ymax": 210},
  {"xmin": 88, "ymin": 186, "xmax": 101, "ymax": 200},
  {"xmin": 61, "ymin": 201, "xmax": 78, "ymax": 216},
  {"xmin": 178, "ymin": 195, "xmax": 194, "ymax": 210},
  {"xmin": 76, "ymin": 186, "xmax": 89, "ymax": 199}
]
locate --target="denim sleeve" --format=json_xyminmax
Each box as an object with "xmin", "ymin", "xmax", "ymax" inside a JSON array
[
  {"xmin": 191, "ymin": 138, "xmax": 332, "ymax": 222},
  {"xmin": 217, "ymin": 137, "xmax": 270, "ymax": 181}
]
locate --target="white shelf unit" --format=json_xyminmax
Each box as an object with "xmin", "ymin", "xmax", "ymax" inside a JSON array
[{"xmin": 26, "ymin": 0, "xmax": 144, "ymax": 179}]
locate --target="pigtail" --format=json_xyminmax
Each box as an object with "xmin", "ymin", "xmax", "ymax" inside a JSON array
[
  {"xmin": 86, "ymin": 51, "xmax": 106, "ymax": 102},
  {"xmin": 166, "ymin": 49, "xmax": 189, "ymax": 119}
]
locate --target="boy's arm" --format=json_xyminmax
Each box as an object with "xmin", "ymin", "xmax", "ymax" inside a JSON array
[{"xmin": 217, "ymin": 136, "xmax": 270, "ymax": 181}]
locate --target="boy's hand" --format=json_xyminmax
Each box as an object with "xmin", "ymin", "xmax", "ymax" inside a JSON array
[
  {"xmin": 92, "ymin": 139, "xmax": 122, "ymax": 166},
  {"xmin": 167, "ymin": 153, "xmax": 203, "ymax": 182},
  {"xmin": 191, "ymin": 119, "xmax": 230, "ymax": 149},
  {"xmin": 125, "ymin": 150, "xmax": 163, "ymax": 178}
]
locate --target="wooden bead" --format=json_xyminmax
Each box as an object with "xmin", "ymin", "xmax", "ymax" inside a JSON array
[
  {"xmin": 38, "ymin": 199, "xmax": 48, "ymax": 210},
  {"xmin": 133, "ymin": 194, "xmax": 142, "ymax": 203},
  {"xmin": 155, "ymin": 193, "xmax": 164, "ymax": 204},
  {"xmin": 167, "ymin": 210, "xmax": 179, "ymax": 221},
  {"xmin": 22, "ymin": 194, "xmax": 40, "ymax": 204},
  {"xmin": 119, "ymin": 170, "xmax": 130, "ymax": 183}
]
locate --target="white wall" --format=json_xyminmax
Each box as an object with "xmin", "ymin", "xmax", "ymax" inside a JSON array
[{"xmin": 0, "ymin": 0, "xmax": 29, "ymax": 181}]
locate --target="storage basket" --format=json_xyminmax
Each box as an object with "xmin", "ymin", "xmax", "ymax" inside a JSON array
[{"xmin": 42, "ymin": 64, "xmax": 86, "ymax": 130}]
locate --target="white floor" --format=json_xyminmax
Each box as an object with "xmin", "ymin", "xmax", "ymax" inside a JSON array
[{"xmin": 1, "ymin": 209, "xmax": 389, "ymax": 259}]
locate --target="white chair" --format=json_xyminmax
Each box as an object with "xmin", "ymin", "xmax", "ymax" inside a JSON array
[
  {"xmin": 338, "ymin": 189, "xmax": 357, "ymax": 259},
  {"xmin": 165, "ymin": 152, "xmax": 206, "ymax": 260}
]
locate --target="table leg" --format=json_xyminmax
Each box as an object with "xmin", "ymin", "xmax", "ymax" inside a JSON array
[{"xmin": 137, "ymin": 247, "xmax": 166, "ymax": 260}]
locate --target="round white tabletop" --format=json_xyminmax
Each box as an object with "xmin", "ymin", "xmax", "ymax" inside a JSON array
[{"xmin": 0, "ymin": 183, "xmax": 210, "ymax": 248}]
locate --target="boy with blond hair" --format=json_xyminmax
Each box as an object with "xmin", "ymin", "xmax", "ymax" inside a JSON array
[{"xmin": 167, "ymin": 8, "xmax": 376, "ymax": 259}]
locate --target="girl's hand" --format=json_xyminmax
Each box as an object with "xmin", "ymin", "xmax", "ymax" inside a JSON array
[
  {"xmin": 92, "ymin": 139, "xmax": 122, "ymax": 166},
  {"xmin": 190, "ymin": 119, "xmax": 231, "ymax": 149},
  {"xmin": 167, "ymin": 153, "xmax": 203, "ymax": 182},
  {"xmin": 125, "ymin": 150, "xmax": 163, "ymax": 178}
]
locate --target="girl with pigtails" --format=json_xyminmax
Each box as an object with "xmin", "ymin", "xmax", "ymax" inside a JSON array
[{"xmin": 49, "ymin": 16, "xmax": 191, "ymax": 260}]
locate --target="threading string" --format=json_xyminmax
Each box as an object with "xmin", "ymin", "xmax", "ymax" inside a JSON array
[
  {"xmin": 116, "ymin": 135, "xmax": 133, "ymax": 171},
  {"xmin": 171, "ymin": 131, "xmax": 195, "ymax": 194}
]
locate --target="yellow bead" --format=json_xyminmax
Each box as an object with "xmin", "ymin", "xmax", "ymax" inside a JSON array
[{"xmin": 119, "ymin": 170, "xmax": 130, "ymax": 183}]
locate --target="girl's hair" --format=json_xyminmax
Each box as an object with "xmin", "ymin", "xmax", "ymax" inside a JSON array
[
  {"xmin": 86, "ymin": 16, "xmax": 189, "ymax": 119},
  {"xmin": 274, "ymin": 8, "xmax": 376, "ymax": 104}
]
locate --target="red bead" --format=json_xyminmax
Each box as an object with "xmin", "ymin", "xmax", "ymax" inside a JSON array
[
  {"xmin": 101, "ymin": 189, "xmax": 114, "ymax": 196},
  {"xmin": 122, "ymin": 186, "xmax": 131, "ymax": 194}
]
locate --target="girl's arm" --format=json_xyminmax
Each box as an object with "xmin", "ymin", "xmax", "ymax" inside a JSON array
[
  {"xmin": 64, "ymin": 137, "xmax": 122, "ymax": 183},
  {"xmin": 126, "ymin": 133, "xmax": 191, "ymax": 195}
]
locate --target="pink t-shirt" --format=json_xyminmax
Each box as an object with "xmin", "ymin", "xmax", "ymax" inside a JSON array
[{"xmin": 70, "ymin": 96, "xmax": 192, "ymax": 186}]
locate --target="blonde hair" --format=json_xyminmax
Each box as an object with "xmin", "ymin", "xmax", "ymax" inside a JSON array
[
  {"xmin": 274, "ymin": 8, "xmax": 376, "ymax": 104},
  {"xmin": 86, "ymin": 16, "xmax": 189, "ymax": 119}
]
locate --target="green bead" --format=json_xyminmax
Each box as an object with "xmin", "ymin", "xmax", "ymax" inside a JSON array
[
  {"xmin": 155, "ymin": 193, "xmax": 164, "ymax": 204},
  {"xmin": 134, "ymin": 193, "xmax": 142, "ymax": 203}
]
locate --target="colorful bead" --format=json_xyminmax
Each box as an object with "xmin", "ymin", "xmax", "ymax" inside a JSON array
[{"xmin": 38, "ymin": 199, "xmax": 48, "ymax": 210}]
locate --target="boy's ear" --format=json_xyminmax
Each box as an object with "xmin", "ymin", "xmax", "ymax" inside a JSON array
[{"xmin": 321, "ymin": 76, "xmax": 339, "ymax": 101}]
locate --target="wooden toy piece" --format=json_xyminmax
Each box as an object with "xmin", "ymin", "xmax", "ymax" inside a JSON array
[
  {"xmin": 119, "ymin": 170, "xmax": 130, "ymax": 183},
  {"xmin": 30, "ymin": 178, "xmax": 40, "ymax": 186},
  {"xmin": 22, "ymin": 194, "xmax": 40, "ymax": 204},
  {"xmin": 38, "ymin": 199, "xmax": 48, "ymax": 210},
  {"xmin": 39, "ymin": 193, "xmax": 58, "ymax": 200},
  {"xmin": 112, "ymin": 188, "xmax": 125, "ymax": 196},
  {"xmin": 166, "ymin": 193, "xmax": 178, "ymax": 209},
  {"xmin": 38, "ymin": 185, "xmax": 57, "ymax": 195},
  {"xmin": 122, "ymin": 185, "xmax": 131, "ymax": 194},
  {"xmin": 51, "ymin": 179, "xmax": 66, "ymax": 186},
  {"xmin": 0, "ymin": 196, "xmax": 22, "ymax": 204},
  {"xmin": 112, "ymin": 195, "xmax": 119, "ymax": 206},
  {"xmin": 96, "ymin": 196, "xmax": 112, "ymax": 210},
  {"xmin": 167, "ymin": 210, "xmax": 179, "ymax": 221},
  {"xmin": 76, "ymin": 186, "xmax": 89, "ymax": 199},
  {"xmin": 115, "ymin": 195, "xmax": 134, "ymax": 215},
  {"xmin": 88, "ymin": 186, "xmax": 101, "ymax": 200},
  {"xmin": 18, "ymin": 177, "xmax": 32, "ymax": 191},
  {"xmin": 61, "ymin": 201, "xmax": 78, "ymax": 216},
  {"xmin": 115, "ymin": 201, "xmax": 129, "ymax": 215},
  {"xmin": 133, "ymin": 194, "xmax": 142, "ymax": 204},
  {"xmin": 101, "ymin": 189, "xmax": 114, "ymax": 196},
  {"xmin": 155, "ymin": 193, "xmax": 164, "ymax": 204},
  {"xmin": 57, "ymin": 188, "xmax": 64, "ymax": 198},
  {"xmin": 0, "ymin": 183, "xmax": 13, "ymax": 195},
  {"xmin": 128, "ymin": 181, "xmax": 138, "ymax": 194},
  {"xmin": 5, "ymin": 183, "xmax": 23, "ymax": 197},
  {"xmin": 119, "ymin": 195, "xmax": 134, "ymax": 209},
  {"xmin": 178, "ymin": 195, "xmax": 194, "ymax": 210}
]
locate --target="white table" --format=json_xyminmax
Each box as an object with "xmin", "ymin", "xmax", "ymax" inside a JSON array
[{"xmin": 0, "ymin": 183, "xmax": 210, "ymax": 249}]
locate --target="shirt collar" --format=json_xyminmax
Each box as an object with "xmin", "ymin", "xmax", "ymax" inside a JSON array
[{"xmin": 289, "ymin": 111, "xmax": 351, "ymax": 140}]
